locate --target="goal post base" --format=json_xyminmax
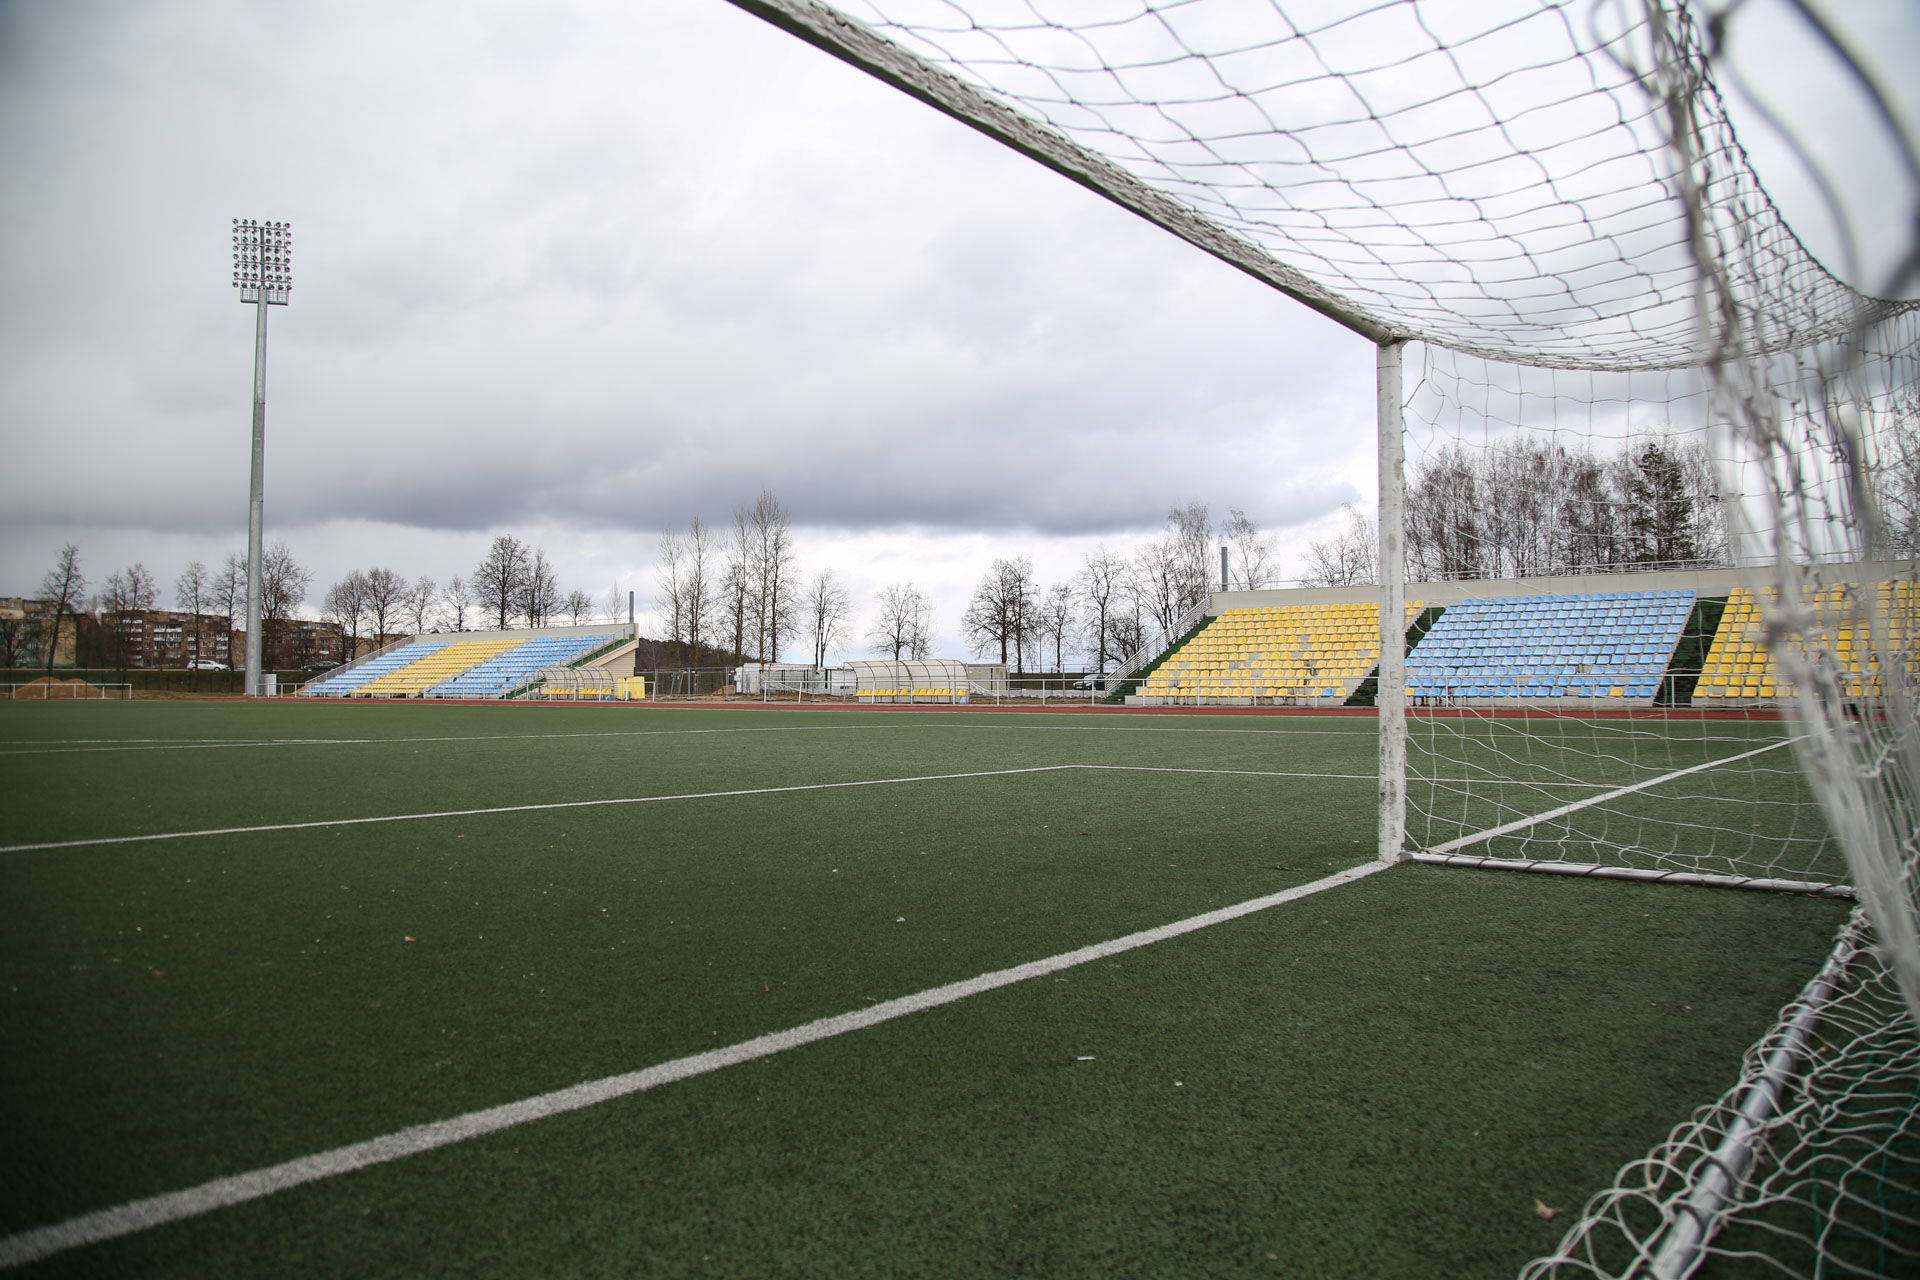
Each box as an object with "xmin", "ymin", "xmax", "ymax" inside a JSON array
[{"xmin": 1404, "ymin": 851, "xmax": 1856, "ymax": 900}]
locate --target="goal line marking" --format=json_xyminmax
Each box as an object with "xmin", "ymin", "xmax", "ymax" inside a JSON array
[
  {"xmin": 0, "ymin": 764, "xmax": 1355, "ymax": 855},
  {"xmin": 1417, "ymin": 737, "xmax": 1801, "ymax": 857},
  {"xmin": 0, "ymin": 860, "xmax": 1392, "ymax": 1269}
]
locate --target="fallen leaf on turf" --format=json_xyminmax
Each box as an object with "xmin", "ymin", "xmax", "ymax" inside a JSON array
[
  {"xmin": 403, "ymin": 936, "xmax": 415, "ymax": 943},
  {"xmin": 1534, "ymin": 1200, "xmax": 1560, "ymax": 1221}
]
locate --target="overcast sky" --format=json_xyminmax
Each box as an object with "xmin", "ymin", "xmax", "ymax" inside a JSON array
[{"xmin": 1, "ymin": 0, "xmax": 1913, "ymax": 663}]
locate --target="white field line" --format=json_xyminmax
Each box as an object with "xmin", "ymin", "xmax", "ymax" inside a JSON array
[
  {"xmin": 0, "ymin": 859, "xmax": 1392, "ymax": 1269},
  {"xmin": 1419, "ymin": 737, "xmax": 1802, "ymax": 856},
  {"xmin": 0, "ymin": 764, "xmax": 1382, "ymax": 855},
  {"xmin": 3, "ymin": 760, "xmax": 1729, "ymax": 857},
  {"xmin": 0, "ymin": 767, "xmax": 1074, "ymax": 854}
]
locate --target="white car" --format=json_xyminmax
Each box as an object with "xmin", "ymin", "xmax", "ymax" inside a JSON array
[{"xmin": 190, "ymin": 659, "xmax": 229, "ymax": 671}]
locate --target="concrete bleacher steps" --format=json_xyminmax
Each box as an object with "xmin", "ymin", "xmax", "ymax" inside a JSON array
[
  {"xmin": 1133, "ymin": 602, "xmax": 1423, "ymax": 705},
  {"xmin": 1407, "ymin": 589, "xmax": 1696, "ymax": 706},
  {"xmin": 297, "ymin": 638, "xmax": 453, "ymax": 698},
  {"xmin": 1694, "ymin": 581, "xmax": 1920, "ymax": 705},
  {"xmin": 428, "ymin": 634, "xmax": 618, "ymax": 699},
  {"xmin": 353, "ymin": 637, "xmax": 523, "ymax": 698},
  {"xmin": 298, "ymin": 630, "xmax": 626, "ymax": 700}
]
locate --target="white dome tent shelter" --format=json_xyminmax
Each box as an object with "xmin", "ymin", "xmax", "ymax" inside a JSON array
[{"xmin": 727, "ymin": 2, "xmax": 1920, "ymax": 1274}]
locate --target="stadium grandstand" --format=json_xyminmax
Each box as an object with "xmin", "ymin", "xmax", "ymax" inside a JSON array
[
  {"xmin": 1125, "ymin": 563, "xmax": 1915, "ymax": 710},
  {"xmin": 298, "ymin": 624, "xmax": 631, "ymax": 700}
]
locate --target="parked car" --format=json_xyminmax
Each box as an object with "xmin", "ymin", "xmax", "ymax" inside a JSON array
[
  {"xmin": 1072, "ymin": 672, "xmax": 1109, "ymax": 691},
  {"xmin": 303, "ymin": 660, "xmax": 341, "ymax": 672},
  {"xmin": 190, "ymin": 659, "xmax": 229, "ymax": 671}
]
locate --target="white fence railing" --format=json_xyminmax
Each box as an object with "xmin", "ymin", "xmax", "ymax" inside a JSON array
[
  {"xmin": 4, "ymin": 681, "xmax": 133, "ymax": 700},
  {"xmin": 1107, "ymin": 598, "xmax": 1212, "ymax": 687}
]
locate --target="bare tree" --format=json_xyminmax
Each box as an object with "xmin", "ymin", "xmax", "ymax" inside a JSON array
[
  {"xmin": 516, "ymin": 548, "xmax": 560, "ymax": 628},
  {"xmin": 404, "ymin": 575, "xmax": 436, "ymax": 637},
  {"xmin": 682, "ymin": 518, "xmax": 718, "ymax": 658},
  {"xmin": 1076, "ymin": 544, "xmax": 1127, "ymax": 672},
  {"xmin": 1872, "ymin": 390, "xmax": 1920, "ymax": 553},
  {"xmin": 1131, "ymin": 534, "xmax": 1186, "ymax": 637},
  {"xmin": 601, "ymin": 583, "xmax": 628, "ymax": 625},
  {"xmin": 175, "ymin": 560, "xmax": 209, "ymax": 667},
  {"xmin": 1037, "ymin": 582, "xmax": 1077, "ymax": 672},
  {"xmin": 473, "ymin": 535, "xmax": 530, "ymax": 630},
  {"xmin": 215, "ymin": 553, "xmax": 246, "ymax": 671},
  {"xmin": 323, "ymin": 570, "xmax": 371, "ymax": 662},
  {"xmin": 656, "ymin": 528, "xmax": 687, "ymax": 660},
  {"xmin": 1167, "ymin": 500, "xmax": 1213, "ymax": 613},
  {"xmin": 564, "ymin": 588, "xmax": 593, "ymax": 625},
  {"xmin": 1107, "ymin": 604, "xmax": 1146, "ymax": 664},
  {"xmin": 722, "ymin": 505, "xmax": 753, "ymax": 660},
  {"xmin": 362, "ymin": 567, "xmax": 407, "ymax": 647},
  {"xmin": 98, "ymin": 563, "xmax": 158, "ymax": 667},
  {"xmin": 1223, "ymin": 508, "xmax": 1279, "ymax": 589},
  {"xmin": 1300, "ymin": 504, "xmax": 1378, "ymax": 587},
  {"xmin": 260, "ymin": 543, "xmax": 312, "ymax": 666},
  {"xmin": 437, "ymin": 575, "xmax": 473, "ymax": 633},
  {"xmin": 869, "ymin": 582, "xmax": 932, "ymax": 661},
  {"xmin": 801, "ymin": 568, "xmax": 852, "ymax": 669},
  {"xmin": 37, "ymin": 543, "xmax": 86, "ymax": 675},
  {"xmin": 962, "ymin": 557, "xmax": 1037, "ymax": 668},
  {"xmin": 0, "ymin": 610, "xmax": 30, "ymax": 669},
  {"xmin": 657, "ymin": 518, "xmax": 718, "ymax": 662},
  {"xmin": 748, "ymin": 489, "xmax": 798, "ymax": 662}
]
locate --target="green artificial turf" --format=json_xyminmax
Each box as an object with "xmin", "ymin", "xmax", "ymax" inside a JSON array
[{"xmin": 0, "ymin": 702, "xmax": 1852, "ymax": 1277}]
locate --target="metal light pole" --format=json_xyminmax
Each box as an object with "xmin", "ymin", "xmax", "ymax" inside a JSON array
[{"xmin": 231, "ymin": 219, "xmax": 292, "ymax": 696}]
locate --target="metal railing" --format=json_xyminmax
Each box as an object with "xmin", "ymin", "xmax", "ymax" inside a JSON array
[
  {"xmin": 4, "ymin": 680, "xmax": 133, "ymax": 700},
  {"xmin": 1107, "ymin": 598, "xmax": 1212, "ymax": 686}
]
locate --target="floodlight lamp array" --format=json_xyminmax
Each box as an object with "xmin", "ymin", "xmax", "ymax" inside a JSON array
[{"xmin": 231, "ymin": 217, "xmax": 292, "ymax": 304}]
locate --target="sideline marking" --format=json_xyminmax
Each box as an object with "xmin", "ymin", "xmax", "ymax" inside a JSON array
[
  {"xmin": 3, "ymin": 759, "xmax": 1751, "ymax": 856},
  {"xmin": 0, "ymin": 763, "xmax": 1379, "ymax": 854},
  {"xmin": 1420, "ymin": 737, "xmax": 1801, "ymax": 856},
  {"xmin": 0, "ymin": 767, "xmax": 1073, "ymax": 853},
  {"xmin": 0, "ymin": 860, "xmax": 1391, "ymax": 1269}
]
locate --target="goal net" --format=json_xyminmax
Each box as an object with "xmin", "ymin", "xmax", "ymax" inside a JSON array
[{"xmin": 727, "ymin": 0, "xmax": 1920, "ymax": 1272}]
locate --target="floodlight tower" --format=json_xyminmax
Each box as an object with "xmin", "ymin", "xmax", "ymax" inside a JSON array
[{"xmin": 231, "ymin": 218, "xmax": 292, "ymax": 697}]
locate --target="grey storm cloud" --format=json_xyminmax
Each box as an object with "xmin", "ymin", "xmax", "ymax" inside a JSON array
[
  {"xmin": 5, "ymin": 0, "xmax": 1904, "ymax": 622},
  {"xmin": 0, "ymin": 0, "xmax": 1374, "ymax": 595}
]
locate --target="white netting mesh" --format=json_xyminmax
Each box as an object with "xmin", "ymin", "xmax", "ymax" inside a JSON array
[
  {"xmin": 815, "ymin": 0, "xmax": 1895, "ymax": 367},
  {"xmin": 731, "ymin": 0, "xmax": 1919, "ymax": 1273},
  {"xmin": 1526, "ymin": 911, "xmax": 1920, "ymax": 1278}
]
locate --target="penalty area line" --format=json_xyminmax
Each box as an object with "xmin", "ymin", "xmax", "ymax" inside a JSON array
[{"xmin": 0, "ymin": 859, "xmax": 1392, "ymax": 1269}]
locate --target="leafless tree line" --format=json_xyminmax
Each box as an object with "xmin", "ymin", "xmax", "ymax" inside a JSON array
[
  {"xmin": 9, "ymin": 542, "xmax": 317, "ymax": 670},
  {"xmin": 655, "ymin": 489, "xmax": 849, "ymax": 668},
  {"xmin": 1406, "ymin": 434, "xmax": 1728, "ymax": 581},
  {"xmin": 952, "ymin": 502, "xmax": 1281, "ymax": 673}
]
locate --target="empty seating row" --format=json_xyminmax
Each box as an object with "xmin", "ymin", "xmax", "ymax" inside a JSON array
[
  {"xmin": 354, "ymin": 637, "xmax": 523, "ymax": 697},
  {"xmin": 428, "ymin": 634, "xmax": 617, "ymax": 699},
  {"xmin": 1696, "ymin": 581, "xmax": 1920, "ymax": 702},
  {"xmin": 855, "ymin": 687, "xmax": 966, "ymax": 701},
  {"xmin": 1408, "ymin": 590, "xmax": 1695, "ymax": 703},
  {"xmin": 1137, "ymin": 602, "xmax": 1422, "ymax": 704},
  {"xmin": 300, "ymin": 631, "xmax": 624, "ymax": 699},
  {"xmin": 298, "ymin": 639, "xmax": 453, "ymax": 697}
]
